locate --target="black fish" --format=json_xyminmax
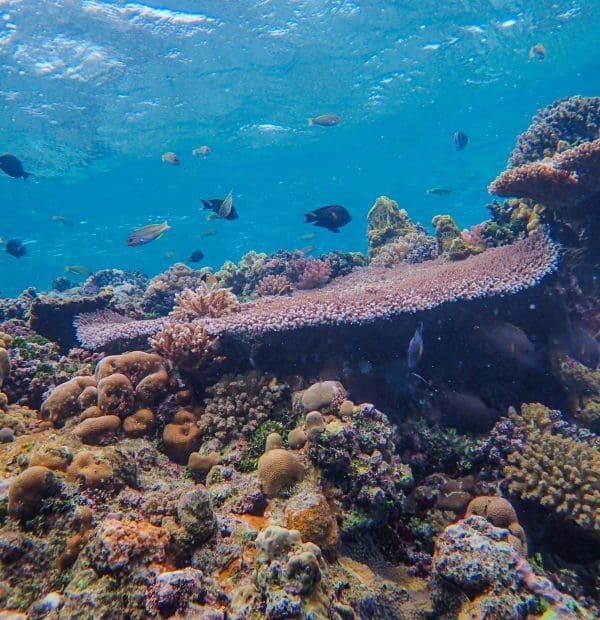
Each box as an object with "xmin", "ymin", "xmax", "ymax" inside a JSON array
[
  {"xmin": 6, "ymin": 239, "xmax": 27, "ymax": 258},
  {"xmin": 0, "ymin": 154, "xmax": 31, "ymax": 179},
  {"xmin": 407, "ymin": 322, "xmax": 424, "ymax": 369},
  {"xmin": 453, "ymin": 130, "xmax": 469, "ymax": 151},
  {"xmin": 304, "ymin": 205, "xmax": 351, "ymax": 233},
  {"xmin": 188, "ymin": 249, "xmax": 205, "ymax": 263},
  {"xmin": 201, "ymin": 198, "xmax": 239, "ymax": 220}
]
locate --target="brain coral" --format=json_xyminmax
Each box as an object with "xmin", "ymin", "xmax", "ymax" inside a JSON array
[
  {"xmin": 257, "ymin": 448, "xmax": 304, "ymax": 497},
  {"xmin": 504, "ymin": 403, "xmax": 600, "ymax": 532},
  {"xmin": 8, "ymin": 466, "xmax": 61, "ymax": 521}
]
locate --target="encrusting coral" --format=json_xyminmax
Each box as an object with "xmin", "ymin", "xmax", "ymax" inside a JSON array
[{"xmin": 503, "ymin": 403, "xmax": 600, "ymax": 532}]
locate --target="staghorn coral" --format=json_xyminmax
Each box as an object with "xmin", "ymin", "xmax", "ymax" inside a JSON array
[
  {"xmin": 202, "ymin": 232, "xmax": 558, "ymax": 338},
  {"xmin": 503, "ymin": 403, "xmax": 600, "ymax": 532},
  {"xmin": 169, "ymin": 280, "xmax": 240, "ymax": 321},
  {"xmin": 150, "ymin": 319, "xmax": 223, "ymax": 373},
  {"xmin": 508, "ymin": 96, "xmax": 600, "ymax": 167}
]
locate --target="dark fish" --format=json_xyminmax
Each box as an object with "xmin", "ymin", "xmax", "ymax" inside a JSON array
[
  {"xmin": 304, "ymin": 205, "xmax": 351, "ymax": 233},
  {"xmin": 567, "ymin": 324, "xmax": 599, "ymax": 369},
  {"xmin": 477, "ymin": 321, "xmax": 541, "ymax": 370},
  {"xmin": 453, "ymin": 130, "xmax": 469, "ymax": 151},
  {"xmin": 188, "ymin": 249, "xmax": 205, "ymax": 263},
  {"xmin": 0, "ymin": 154, "xmax": 31, "ymax": 179},
  {"xmin": 5, "ymin": 239, "xmax": 27, "ymax": 258},
  {"xmin": 126, "ymin": 221, "xmax": 171, "ymax": 247},
  {"xmin": 200, "ymin": 195, "xmax": 239, "ymax": 220},
  {"xmin": 308, "ymin": 114, "xmax": 340, "ymax": 127},
  {"xmin": 407, "ymin": 322, "xmax": 424, "ymax": 369}
]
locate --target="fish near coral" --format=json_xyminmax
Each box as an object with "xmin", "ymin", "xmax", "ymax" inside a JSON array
[
  {"xmin": 188, "ymin": 249, "xmax": 204, "ymax": 263},
  {"xmin": 65, "ymin": 265, "xmax": 93, "ymax": 276},
  {"xmin": 126, "ymin": 221, "xmax": 171, "ymax": 247},
  {"xmin": 477, "ymin": 321, "xmax": 541, "ymax": 371},
  {"xmin": 407, "ymin": 322, "xmax": 424, "ymax": 369},
  {"xmin": 0, "ymin": 153, "xmax": 31, "ymax": 179},
  {"xmin": 426, "ymin": 186, "xmax": 453, "ymax": 196},
  {"xmin": 304, "ymin": 205, "xmax": 351, "ymax": 233}
]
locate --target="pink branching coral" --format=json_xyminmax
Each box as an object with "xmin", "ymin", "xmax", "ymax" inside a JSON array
[
  {"xmin": 202, "ymin": 232, "xmax": 558, "ymax": 337},
  {"xmin": 254, "ymin": 274, "xmax": 293, "ymax": 297},
  {"xmin": 488, "ymin": 139, "xmax": 600, "ymax": 208},
  {"xmin": 169, "ymin": 281, "xmax": 241, "ymax": 321},
  {"xmin": 74, "ymin": 310, "xmax": 167, "ymax": 351},
  {"xmin": 150, "ymin": 320, "xmax": 223, "ymax": 372},
  {"xmin": 287, "ymin": 258, "xmax": 332, "ymax": 290}
]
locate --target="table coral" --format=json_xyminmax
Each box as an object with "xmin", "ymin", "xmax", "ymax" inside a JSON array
[{"xmin": 504, "ymin": 403, "xmax": 600, "ymax": 532}]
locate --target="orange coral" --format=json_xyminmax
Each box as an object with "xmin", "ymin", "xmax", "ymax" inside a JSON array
[
  {"xmin": 123, "ymin": 408, "xmax": 155, "ymax": 437},
  {"xmin": 489, "ymin": 138, "xmax": 600, "ymax": 207},
  {"xmin": 67, "ymin": 450, "xmax": 113, "ymax": 488},
  {"xmin": 97, "ymin": 373, "xmax": 135, "ymax": 416},
  {"xmin": 72, "ymin": 414, "xmax": 121, "ymax": 444},
  {"xmin": 163, "ymin": 409, "xmax": 202, "ymax": 463},
  {"xmin": 40, "ymin": 376, "xmax": 97, "ymax": 426},
  {"xmin": 8, "ymin": 466, "xmax": 61, "ymax": 521}
]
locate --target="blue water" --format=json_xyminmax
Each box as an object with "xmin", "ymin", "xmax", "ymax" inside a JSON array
[{"xmin": 1, "ymin": 1, "xmax": 599, "ymax": 297}]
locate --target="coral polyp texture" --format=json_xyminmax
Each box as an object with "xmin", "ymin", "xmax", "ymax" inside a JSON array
[
  {"xmin": 488, "ymin": 139, "xmax": 600, "ymax": 208},
  {"xmin": 202, "ymin": 232, "xmax": 558, "ymax": 337},
  {"xmin": 503, "ymin": 403, "xmax": 600, "ymax": 532},
  {"xmin": 507, "ymin": 95, "xmax": 600, "ymax": 167}
]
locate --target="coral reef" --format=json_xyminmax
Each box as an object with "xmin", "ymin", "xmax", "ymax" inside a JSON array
[
  {"xmin": 201, "ymin": 232, "xmax": 558, "ymax": 337},
  {"xmin": 508, "ymin": 96, "xmax": 600, "ymax": 167},
  {"xmin": 367, "ymin": 196, "xmax": 438, "ymax": 265},
  {"xmin": 503, "ymin": 403, "xmax": 600, "ymax": 532},
  {"xmin": 431, "ymin": 515, "xmax": 589, "ymax": 618}
]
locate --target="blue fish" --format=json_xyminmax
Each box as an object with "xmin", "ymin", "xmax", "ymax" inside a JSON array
[
  {"xmin": 453, "ymin": 130, "xmax": 469, "ymax": 151},
  {"xmin": 407, "ymin": 322, "xmax": 424, "ymax": 369}
]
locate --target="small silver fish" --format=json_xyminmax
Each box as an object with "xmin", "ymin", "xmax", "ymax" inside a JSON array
[
  {"xmin": 407, "ymin": 322, "xmax": 424, "ymax": 369},
  {"xmin": 218, "ymin": 190, "xmax": 234, "ymax": 219}
]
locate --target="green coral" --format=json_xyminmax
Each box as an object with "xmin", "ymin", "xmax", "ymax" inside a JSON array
[
  {"xmin": 237, "ymin": 420, "xmax": 286, "ymax": 472},
  {"xmin": 366, "ymin": 195, "xmax": 416, "ymax": 258},
  {"xmin": 415, "ymin": 419, "xmax": 475, "ymax": 474}
]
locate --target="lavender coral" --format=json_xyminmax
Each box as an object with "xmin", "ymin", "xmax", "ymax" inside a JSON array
[{"xmin": 201, "ymin": 232, "xmax": 558, "ymax": 338}]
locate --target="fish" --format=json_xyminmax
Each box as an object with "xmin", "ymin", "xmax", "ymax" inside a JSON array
[
  {"xmin": 529, "ymin": 43, "xmax": 547, "ymax": 60},
  {"xmin": 304, "ymin": 205, "xmax": 351, "ymax": 233},
  {"xmin": 453, "ymin": 130, "xmax": 469, "ymax": 150},
  {"xmin": 192, "ymin": 145, "xmax": 211, "ymax": 156},
  {"xmin": 200, "ymin": 192, "xmax": 239, "ymax": 221},
  {"xmin": 299, "ymin": 245, "xmax": 316, "ymax": 255},
  {"xmin": 308, "ymin": 114, "xmax": 341, "ymax": 127},
  {"xmin": 5, "ymin": 239, "xmax": 27, "ymax": 258},
  {"xmin": 64, "ymin": 265, "xmax": 93, "ymax": 276},
  {"xmin": 426, "ymin": 186, "xmax": 453, "ymax": 195},
  {"xmin": 161, "ymin": 151, "xmax": 180, "ymax": 165},
  {"xmin": 164, "ymin": 251, "xmax": 176, "ymax": 259},
  {"xmin": 565, "ymin": 324, "xmax": 599, "ymax": 369},
  {"xmin": 297, "ymin": 232, "xmax": 317, "ymax": 241},
  {"xmin": 52, "ymin": 215, "xmax": 75, "ymax": 226},
  {"xmin": 0, "ymin": 154, "xmax": 31, "ymax": 180},
  {"xmin": 126, "ymin": 221, "xmax": 171, "ymax": 247},
  {"xmin": 476, "ymin": 321, "xmax": 541, "ymax": 370},
  {"xmin": 188, "ymin": 249, "xmax": 205, "ymax": 263},
  {"xmin": 198, "ymin": 228, "xmax": 218, "ymax": 239},
  {"xmin": 407, "ymin": 322, "xmax": 424, "ymax": 369}
]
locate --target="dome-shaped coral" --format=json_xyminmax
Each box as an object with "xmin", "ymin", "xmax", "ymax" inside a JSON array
[{"xmin": 257, "ymin": 448, "xmax": 304, "ymax": 497}]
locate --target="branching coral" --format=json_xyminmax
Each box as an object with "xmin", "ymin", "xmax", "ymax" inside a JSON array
[
  {"xmin": 503, "ymin": 403, "xmax": 600, "ymax": 532},
  {"xmin": 169, "ymin": 281, "xmax": 240, "ymax": 321},
  {"xmin": 254, "ymin": 274, "xmax": 293, "ymax": 297},
  {"xmin": 150, "ymin": 320, "xmax": 223, "ymax": 373}
]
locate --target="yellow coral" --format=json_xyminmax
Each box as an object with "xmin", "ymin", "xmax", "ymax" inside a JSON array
[{"xmin": 504, "ymin": 403, "xmax": 600, "ymax": 531}]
